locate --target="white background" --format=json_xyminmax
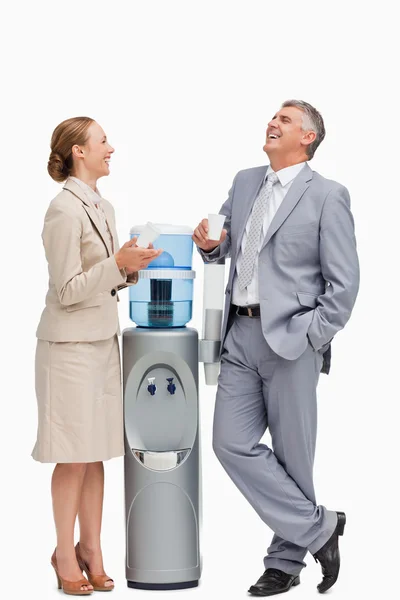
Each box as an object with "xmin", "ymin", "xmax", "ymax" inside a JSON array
[{"xmin": 1, "ymin": 1, "xmax": 399, "ymax": 599}]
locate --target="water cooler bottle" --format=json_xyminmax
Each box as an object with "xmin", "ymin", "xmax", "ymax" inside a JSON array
[{"xmin": 122, "ymin": 224, "xmax": 224, "ymax": 590}]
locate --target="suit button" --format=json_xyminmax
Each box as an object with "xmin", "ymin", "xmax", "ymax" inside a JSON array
[{"xmin": 111, "ymin": 289, "xmax": 116, "ymax": 296}]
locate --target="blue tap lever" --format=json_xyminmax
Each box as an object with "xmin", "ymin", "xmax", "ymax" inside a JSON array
[
  {"xmin": 147, "ymin": 377, "xmax": 156, "ymax": 396},
  {"xmin": 166, "ymin": 377, "xmax": 176, "ymax": 395}
]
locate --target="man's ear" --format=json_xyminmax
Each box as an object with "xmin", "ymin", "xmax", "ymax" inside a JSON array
[{"xmin": 301, "ymin": 130, "xmax": 317, "ymax": 149}]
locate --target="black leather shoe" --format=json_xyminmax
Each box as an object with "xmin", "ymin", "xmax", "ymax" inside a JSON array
[
  {"xmin": 313, "ymin": 511, "xmax": 346, "ymax": 593},
  {"xmin": 248, "ymin": 568, "xmax": 300, "ymax": 596}
]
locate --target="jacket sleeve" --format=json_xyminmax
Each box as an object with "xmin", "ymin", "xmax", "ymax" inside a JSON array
[
  {"xmin": 42, "ymin": 202, "xmax": 127, "ymax": 306},
  {"xmin": 117, "ymin": 270, "xmax": 139, "ymax": 290},
  {"xmin": 197, "ymin": 173, "xmax": 237, "ymax": 263},
  {"xmin": 307, "ymin": 185, "xmax": 360, "ymax": 350}
]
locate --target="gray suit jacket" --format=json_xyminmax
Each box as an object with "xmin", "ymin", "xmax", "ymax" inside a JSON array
[{"xmin": 199, "ymin": 163, "xmax": 360, "ymax": 372}]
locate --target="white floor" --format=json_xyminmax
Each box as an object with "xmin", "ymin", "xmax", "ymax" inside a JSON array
[
  {"xmin": 5, "ymin": 346, "xmax": 394, "ymax": 600},
  {"xmin": 7, "ymin": 398, "xmax": 391, "ymax": 600}
]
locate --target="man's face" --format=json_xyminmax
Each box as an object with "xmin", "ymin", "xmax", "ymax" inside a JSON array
[{"xmin": 263, "ymin": 106, "xmax": 313, "ymax": 158}]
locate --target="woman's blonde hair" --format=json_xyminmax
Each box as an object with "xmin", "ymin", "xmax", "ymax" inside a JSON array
[{"xmin": 47, "ymin": 117, "xmax": 94, "ymax": 182}]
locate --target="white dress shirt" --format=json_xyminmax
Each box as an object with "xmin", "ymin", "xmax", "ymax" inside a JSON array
[{"xmin": 232, "ymin": 162, "xmax": 307, "ymax": 306}]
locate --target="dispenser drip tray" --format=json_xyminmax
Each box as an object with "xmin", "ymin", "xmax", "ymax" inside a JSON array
[{"xmin": 132, "ymin": 449, "xmax": 190, "ymax": 471}]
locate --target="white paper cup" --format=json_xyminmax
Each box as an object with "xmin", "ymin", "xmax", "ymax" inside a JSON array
[
  {"xmin": 136, "ymin": 222, "xmax": 162, "ymax": 248},
  {"xmin": 207, "ymin": 213, "xmax": 226, "ymax": 240}
]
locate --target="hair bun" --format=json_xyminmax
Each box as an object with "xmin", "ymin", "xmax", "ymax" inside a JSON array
[{"xmin": 48, "ymin": 151, "xmax": 69, "ymax": 183}]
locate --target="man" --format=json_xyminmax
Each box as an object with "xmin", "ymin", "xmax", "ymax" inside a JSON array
[{"xmin": 193, "ymin": 100, "xmax": 359, "ymax": 596}]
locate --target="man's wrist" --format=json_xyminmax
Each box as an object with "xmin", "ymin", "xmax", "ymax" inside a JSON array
[{"xmin": 202, "ymin": 244, "xmax": 219, "ymax": 254}]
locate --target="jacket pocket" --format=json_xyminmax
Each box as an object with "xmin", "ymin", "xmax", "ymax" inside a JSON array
[
  {"xmin": 281, "ymin": 222, "xmax": 318, "ymax": 237},
  {"xmin": 296, "ymin": 292, "xmax": 318, "ymax": 308},
  {"xmin": 66, "ymin": 297, "xmax": 102, "ymax": 312}
]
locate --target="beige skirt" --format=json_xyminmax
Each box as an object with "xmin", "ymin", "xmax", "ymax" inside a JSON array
[{"xmin": 31, "ymin": 335, "xmax": 125, "ymax": 463}]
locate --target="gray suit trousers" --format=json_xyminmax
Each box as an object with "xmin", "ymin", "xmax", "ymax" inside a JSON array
[{"xmin": 212, "ymin": 313, "xmax": 337, "ymax": 575}]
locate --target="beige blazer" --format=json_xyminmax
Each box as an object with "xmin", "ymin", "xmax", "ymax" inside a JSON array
[{"xmin": 36, "ymin": 178, "xmax": 138, "ymax": 342}]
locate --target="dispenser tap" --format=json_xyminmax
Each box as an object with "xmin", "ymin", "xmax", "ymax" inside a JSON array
[
  {"xmin": 166, "ymin": 377, "xmax": 176, "ymax": 395},
  {"xmin": 147, "ymin": 377, "xmax": 156, "ymax": 396}
]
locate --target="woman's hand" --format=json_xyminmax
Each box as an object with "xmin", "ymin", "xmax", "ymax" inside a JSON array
[
  {"xmin": 115, "ymin": 237, "xmax": 162, "ymax": 272},
  {"xmin": 192, "ymin": 218, "xmax": 227, "ymax": 251},
  {"xmin": 125, "ymin": 242, "xmax": 156, "ymax": 274}
]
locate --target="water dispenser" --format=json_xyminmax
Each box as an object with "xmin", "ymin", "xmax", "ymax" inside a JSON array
[{"xmin": 122, "ymin": 222, "xmax": 225, "ymax": 590}]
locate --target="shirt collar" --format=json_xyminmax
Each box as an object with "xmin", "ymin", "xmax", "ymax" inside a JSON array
[
  {"xmin": 265, "ymin": 161, "xmax": 307, "ymax": 187},
  {"xmin": 68, "ymin": 176, "xmax": 102, "ymax": 204}
]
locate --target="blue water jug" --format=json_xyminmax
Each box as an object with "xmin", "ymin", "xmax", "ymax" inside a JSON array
[{"xmin": 129, "ymin": 224, "xmax": 195, "ymax": 328}]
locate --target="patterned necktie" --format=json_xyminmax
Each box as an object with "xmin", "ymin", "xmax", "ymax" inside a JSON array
[{"xmin": 238, "ymin": 172, "xmax": 279, "ymax": 291}]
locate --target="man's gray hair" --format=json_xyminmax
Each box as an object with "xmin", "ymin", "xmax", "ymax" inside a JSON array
[{"xmin": 281, "ymin": 100, "xmax": 325, "ymax": 160}]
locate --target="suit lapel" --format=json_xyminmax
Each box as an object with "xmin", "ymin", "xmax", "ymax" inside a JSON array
[
  {"xmin": 63, "ymin": 179, "xmax": 112, "ymax": 256},
  {"xmin": 101, "ymin": 201, "xmax": 117, "ymax": 253},
  {"xmin": 236, "ymin": 167, "xmax": 268, "ymax": 253},
  {"xmin": 260, "ymin": 163, "xmax": 313, "ymax": 251}
]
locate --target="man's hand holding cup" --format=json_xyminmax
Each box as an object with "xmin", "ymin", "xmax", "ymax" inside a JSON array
[{"xmin": 192, "ymin": 217, "xmax": 227, "ymax": 252}]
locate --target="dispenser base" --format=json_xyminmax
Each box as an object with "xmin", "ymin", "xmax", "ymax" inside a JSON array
[{"xmin": 127, "ymin": 580, "xmax": 198, "ymax": 590}]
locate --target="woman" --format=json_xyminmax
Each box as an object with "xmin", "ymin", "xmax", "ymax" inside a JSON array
[{"xmin": 32, "ymin": 117, "xmax": 162, "ymax": 595}]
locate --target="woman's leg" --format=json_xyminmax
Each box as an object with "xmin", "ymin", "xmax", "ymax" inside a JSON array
[
  {"xmin": 52, "ymin": 463, "xmax": 93, "ymax": 591},
  {"xmin": 77, "ymin": 461, "xmax": 113, "ymax": 585}
]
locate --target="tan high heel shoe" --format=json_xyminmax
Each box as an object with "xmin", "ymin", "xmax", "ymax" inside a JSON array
[
  {"xmin": 75, "ymin": 543, "xmax": 115, "ymax": 592},
  {"xmin": 51, "ymin": 550, "xmax": 93, "ymax": 595}
]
